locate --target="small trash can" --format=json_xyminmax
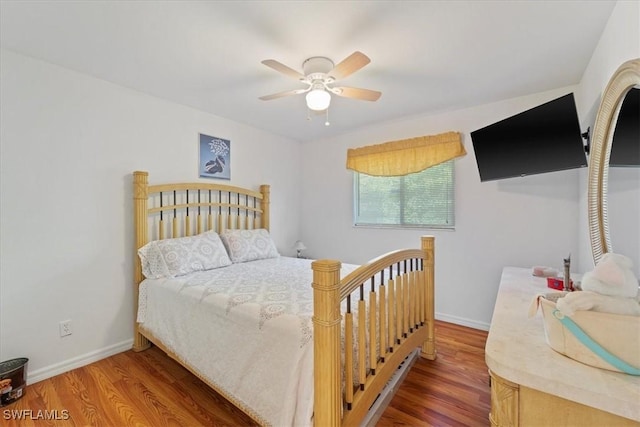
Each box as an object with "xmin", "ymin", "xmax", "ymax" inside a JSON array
[{"xmin": 0, "ymin": 358, "xmax": 28, "ymax": 406}]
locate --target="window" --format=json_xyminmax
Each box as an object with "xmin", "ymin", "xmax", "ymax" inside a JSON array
[{"xmin": 354, "ymin": 161, "xmax": 455, "ymax": 228}]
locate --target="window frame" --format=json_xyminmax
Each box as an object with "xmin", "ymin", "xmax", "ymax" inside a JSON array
[{"xmin": 353, "ymin": 161, "xmax": 456, "ymax": 230}]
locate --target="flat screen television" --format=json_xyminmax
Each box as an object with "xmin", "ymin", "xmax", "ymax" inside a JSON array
[
  {"xmin": 610, "ymin": 88, "xmax": 639, "ymax": 167},
  {"xmin": 470, "ymin": 93, "xmax": 587, "ymax": 182}
]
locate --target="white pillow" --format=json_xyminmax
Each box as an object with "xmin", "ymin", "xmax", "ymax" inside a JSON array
[
  {"xmin": 220, "ymin": 228, "xmax": 280, "ymax": 263},
  {"xmin": 138, "ymin": 230, "xmax": 232, "ymax": 279}
]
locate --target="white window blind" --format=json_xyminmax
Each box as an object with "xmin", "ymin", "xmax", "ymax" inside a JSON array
[{"xmin": 354, "ymin": 160, "xmax": 455, "ymax": 228}]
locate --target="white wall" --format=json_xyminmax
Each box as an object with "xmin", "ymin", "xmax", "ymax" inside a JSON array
[
  {"xmin": 300, "ymin": 86, "xmax": 583, "ymax": 329},
  {"xmin": 0, "ymin": 49, "xmax": 302, "ymax": 381},
  {"xmin": 575, "ymin": 0, "xmax": 640, "ymax": 275}
]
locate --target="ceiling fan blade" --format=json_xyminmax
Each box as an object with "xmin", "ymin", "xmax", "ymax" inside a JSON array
[
  {"xmin": 261, "ymin": 59, "xmax": 305, "ymax": 81},
  {"xmin": 259, "ymin": 88, "xmax": 308, "ymax": 101},
  {"xmin": 328, "ymin": 51, "xmax": 371, "ymax": 81},
  {"xmin": 331, "ymin": 86, "xmax": 381, "ymax": 101}
]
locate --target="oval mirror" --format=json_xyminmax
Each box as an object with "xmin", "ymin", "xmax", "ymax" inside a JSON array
[{"xmin": 587, "ymin": 58, "xmax": 640, "ymax": 265}]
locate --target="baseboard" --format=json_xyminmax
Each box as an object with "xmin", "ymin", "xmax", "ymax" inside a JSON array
[
  {"xmin": 435, "ymin": 312, "xmax": 490, "ymax": 331},
  {"xmin": 27, "ymin": 339, "xmax": 134, "ymax": 384}
]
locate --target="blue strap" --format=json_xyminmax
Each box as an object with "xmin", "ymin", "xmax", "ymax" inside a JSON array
[{"xmin": 553, "ymin": 309, "xmax": 640, "ymax": 375}]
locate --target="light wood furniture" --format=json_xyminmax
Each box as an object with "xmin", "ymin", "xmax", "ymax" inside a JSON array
[
  {"xmin": 485, "ymin": 267, "xmax": 640, "ymax": 426},
  {"xmin": 132, "ymin": 171, "xmax": 436, "ymax": 427}
]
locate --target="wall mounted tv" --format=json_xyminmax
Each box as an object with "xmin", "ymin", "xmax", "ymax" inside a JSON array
[
  {"xmin": 610, "ymin": 87, "xmax": 639, "ymax": 167},
  {"xmin": 470, "ymin": 93, "xmax": 587, "ymax": 182}
]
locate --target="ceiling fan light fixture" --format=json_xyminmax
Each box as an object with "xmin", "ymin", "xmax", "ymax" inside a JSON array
[
  {"xmin": 260, "ymin": 52, "xmax": 380, "ymax": 117},
  {"xmin": 306, "ymin": 88, "xmax": 331, "ymax": 111}
]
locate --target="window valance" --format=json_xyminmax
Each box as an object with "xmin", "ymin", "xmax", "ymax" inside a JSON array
[{"xmin": 346, "ymin": 131, "xmax": 466, "ymax": 176}]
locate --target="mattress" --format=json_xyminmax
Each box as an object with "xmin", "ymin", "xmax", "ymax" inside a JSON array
[{"xmin": 137, "ymin": 256, "xmax": 358, "ymax": 426}]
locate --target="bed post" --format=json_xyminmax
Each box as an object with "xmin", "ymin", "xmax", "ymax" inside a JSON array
[
  {"xmin": 312, "ymin": 259, "xmax": 342, "ymax": 427},
  {"xmin": 420, "ymin": 235, "xmax": 436, "ymax": 360},
  {"xmin": 133, "ymin": 171, "xmax": 151, "ymax": 352},
  {"xmin": 260, "ymin": 184, "xmax": 270, "ymax": 230}
]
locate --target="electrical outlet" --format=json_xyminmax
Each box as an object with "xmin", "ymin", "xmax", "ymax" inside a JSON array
[{"xmin": 59, "ymin": 319, "xmax": 72, "ymax": 337}]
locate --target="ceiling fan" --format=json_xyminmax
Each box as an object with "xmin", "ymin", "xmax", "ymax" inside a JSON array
[{"xmin": 259, "ymin": 51, "xmax": 382, "ymax": 113}]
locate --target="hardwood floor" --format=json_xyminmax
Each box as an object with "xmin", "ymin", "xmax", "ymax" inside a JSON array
[
  {"xmin": 2, "ymin": 321, "xmax": 489, "ymax": 427},
  {"xmin": 380, "ymin": 322, "xmax": 490, "ymax": 427}
]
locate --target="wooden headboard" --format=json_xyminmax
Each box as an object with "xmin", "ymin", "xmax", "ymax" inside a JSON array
[{"xmin": 133, "ymin": 170, "xmax": 271, "ymax": 278}]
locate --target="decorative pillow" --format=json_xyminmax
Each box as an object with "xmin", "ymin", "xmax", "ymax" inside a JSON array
[
  {"xmin": 138, "ymin": 230, "xmax": 231, "ymax": 279},
  {"xmin": 220, "ymin": 228, "xmax": 280, "ymax": 263}
]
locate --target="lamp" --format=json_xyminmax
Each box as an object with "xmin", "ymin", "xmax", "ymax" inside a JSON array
[
  {"xmin": 293, "ymin": 240, "xmax": 307, "ymax": 258},
  {"xmin": 305, "ymin": 85, "xmax": 331, "ymax": 111}
]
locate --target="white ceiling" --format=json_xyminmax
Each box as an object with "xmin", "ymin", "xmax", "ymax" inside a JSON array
[{"xmin": 0, "ymin": 1, "xmax": 616, "ymax": 142}]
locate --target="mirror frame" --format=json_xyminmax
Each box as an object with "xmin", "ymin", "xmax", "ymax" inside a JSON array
[{"xmin": 587, "ymin": 58, "xmax": 640, "ymax": 265}]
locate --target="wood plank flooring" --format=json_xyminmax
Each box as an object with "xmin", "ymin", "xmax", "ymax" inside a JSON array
[{"xmin": 2, "ymin": 321, "xmax": 489, "ymax": 426}]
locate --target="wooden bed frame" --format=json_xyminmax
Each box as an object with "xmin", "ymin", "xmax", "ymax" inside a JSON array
[{"xmin": 132, "ymin": 170, "xmax": 436, "ymax": 427}]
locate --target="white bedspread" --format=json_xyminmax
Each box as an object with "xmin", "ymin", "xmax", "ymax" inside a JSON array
[{"xmin": 137, "ymin": 256, "xmax": 358, "ymax": 426}]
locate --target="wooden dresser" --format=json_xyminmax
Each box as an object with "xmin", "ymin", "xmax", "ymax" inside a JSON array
[{"xmin": 485, "ymin": 267, "xmax": 640, "ymax": 426}]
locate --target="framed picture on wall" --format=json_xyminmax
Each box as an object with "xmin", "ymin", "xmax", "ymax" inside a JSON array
[{"xmin": 199, "ymin": 133, "xmax": 231, "ymax": 180}]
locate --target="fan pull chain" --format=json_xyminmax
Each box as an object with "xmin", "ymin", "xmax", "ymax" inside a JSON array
[{"xmin": 325, "ymin": 108, "xmax": 330, "ymax": 126}]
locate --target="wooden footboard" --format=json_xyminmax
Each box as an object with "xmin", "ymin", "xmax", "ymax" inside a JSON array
[{"xmin": 312, "ymin": 236, "xmax": 435, "ymax": 427}]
